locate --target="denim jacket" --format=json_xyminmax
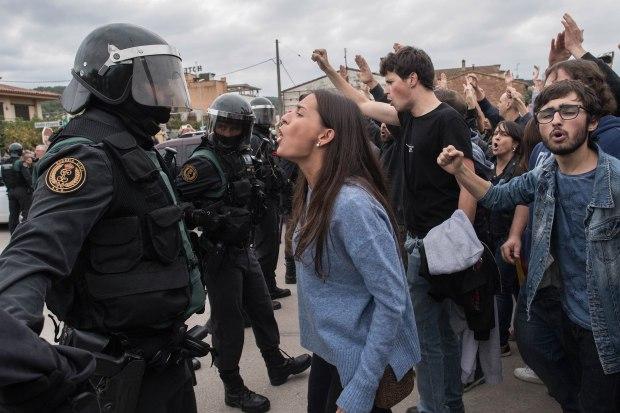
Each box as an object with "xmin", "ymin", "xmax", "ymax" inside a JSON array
[{"xmin": 480, "ymin": 146, "xmax": 620, "ymax": 374}]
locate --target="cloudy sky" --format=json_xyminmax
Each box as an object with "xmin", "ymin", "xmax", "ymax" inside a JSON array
[{"xmin": 0, "ymin": 0, "xmax": 617, "ymax": 97}]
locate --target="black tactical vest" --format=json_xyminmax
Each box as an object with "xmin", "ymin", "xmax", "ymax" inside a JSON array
[
  {"xmin": 194, "ymin": 139, "xmax": 257, "ymax": 208},
  {"xmin": 1, "ymin": 159, "xmax": 28, "ymax": 190},
  {"xmin": 43, "ymin": 111, "xmax": 197, "ymax": 334}
]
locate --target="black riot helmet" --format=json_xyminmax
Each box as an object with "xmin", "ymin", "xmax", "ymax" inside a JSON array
[
  {"xmin": 250, "ymin": 97, "xmax": 276, "ymax": 127},
  {"xmin": 61, "ymin": 23, "xmax": 191, "ymax": 115},
  {"xmin": 8, "ymin": 142, "xmax": 23, "ymax": 157},
  {"xmin": 207, "ymin": 94, "xmax": 255, "ymax": 151}
]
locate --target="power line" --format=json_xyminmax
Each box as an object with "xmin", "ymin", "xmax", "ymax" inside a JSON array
[
  {"xmin": 215, "ymin": 58, "xmax": 275, "ymax": 77},
  {"xmin": 278, "ymin": 59, "xmax": 296, "ymax": 87},
  {"xmin": 279, "ymin": 42, "xmax": 304, "ymax": 59}
]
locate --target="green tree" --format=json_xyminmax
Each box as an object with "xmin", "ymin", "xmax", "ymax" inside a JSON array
[
  {"xmin": 34, "ymin": 86, "xmax": 66, "ymax": 119},
  {"xmin": 0, "ymin": 119, "xmax": 43, "ymax": 152}
]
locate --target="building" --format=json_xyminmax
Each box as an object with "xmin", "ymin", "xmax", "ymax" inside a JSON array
[
  {"xmin": 184, "ymin": 72, "xmax": 229, "ymax": 114},
  {"xmin": 183, "ymin": 73, "xmax": 265, "ymax": 124},
  {"xmin": 227, "ymin": 84, "xmax": 261, "ymax": 98},
  {"xmin": 282, "ymin": 68, "xmax": 386, "ymax": 112},
  {"xmin": 435, "ymin": 61, "xmax": 530, "ymax": 105},
  {"xmin": 0, "ymin": 84, "xmax": 60, "ymax": 121}
]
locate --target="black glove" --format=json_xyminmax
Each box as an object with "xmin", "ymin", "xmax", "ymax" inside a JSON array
[{"xmin": 180, "ymin": 202, "xmax": 222, "ymax": 231}]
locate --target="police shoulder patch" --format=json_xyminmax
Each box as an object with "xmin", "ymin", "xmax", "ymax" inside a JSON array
[
  {"xmin": 45, "ymin": 157, "xmax": 87, "ymax": 194},
  {"xmin": 181, "ymin": 164, "xmax": 198, "ymax": 183}
]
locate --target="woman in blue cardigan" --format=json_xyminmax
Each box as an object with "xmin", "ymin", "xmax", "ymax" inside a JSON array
[{"xmin": 276, "ymin": 90, "xmax": 421, "ymax": 413}]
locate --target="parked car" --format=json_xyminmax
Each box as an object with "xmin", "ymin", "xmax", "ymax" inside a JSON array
[
  {"xmin": 0, "ymin": 185, "xmax": 9, "ymax": 224},
  {"xmin": 155, "ymin": 133, "xmax": 203, "ymax": 177}
]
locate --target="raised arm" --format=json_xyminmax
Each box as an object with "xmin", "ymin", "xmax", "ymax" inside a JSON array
[{"xmin": 312, "ymin": 49, "xmax": 400, "ymax": 126}]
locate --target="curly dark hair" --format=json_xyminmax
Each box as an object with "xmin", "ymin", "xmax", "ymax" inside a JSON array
[{"xmin": 545, "ymin": 59, "xmax": 617, "ymax": 115}]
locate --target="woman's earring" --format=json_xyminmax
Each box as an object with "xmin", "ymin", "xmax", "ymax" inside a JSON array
[
  {"xmin": 316, "ymin": 142, "xmax": 321, "ymax": 147},
  {"xmin": 512, "ymin": 147, "xmax": 516, "ymax": 152}
]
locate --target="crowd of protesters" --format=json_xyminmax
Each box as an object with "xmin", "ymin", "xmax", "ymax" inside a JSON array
[{"xmin": 277, "ymin": 11, "xmax": 620, "ymax": 413}]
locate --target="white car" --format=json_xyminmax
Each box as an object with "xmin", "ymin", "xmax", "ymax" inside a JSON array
[{"xmin": 0, "ymin": 185, "xmax": 9, "ymax": 224}]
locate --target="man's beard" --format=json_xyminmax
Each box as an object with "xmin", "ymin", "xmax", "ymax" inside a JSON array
[{"xmin": 542, "ymin": 127, "xmax": 588, "ymax": 156}]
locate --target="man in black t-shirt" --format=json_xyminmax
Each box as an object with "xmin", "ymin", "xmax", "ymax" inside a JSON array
[{"xmin": 312, "ymin": 46, "xmax": 475, "ymax": 413}]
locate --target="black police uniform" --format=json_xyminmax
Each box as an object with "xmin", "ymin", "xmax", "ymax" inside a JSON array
[
  {"xmin": 249, "ymin": 125, "xmax": 290, "ymax": 299},
  {"xmin": 175, "ymin": 93, "xmax": 310, "ymax": 413},
  {"xmin": 1, "ymin": 154, "xmax": 33, "ymax": 233},
  {"xmin": 0, "ymin": 108, "xmax": 203, "ymax": 413},
  {"xmin": 0, "ymin": 23, "xmax": 206, "ymax": 413},
  {"xmin": 0, "ymin": 307, "xmax": 98, "ymax": 412}
]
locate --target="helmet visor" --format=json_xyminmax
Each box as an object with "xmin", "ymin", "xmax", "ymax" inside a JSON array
[
  {"xmin": 207, "ymin": 112, "xmax": 254, "ymax": 148},
  {"xmin": 252, "ymin": 105, "xmax": 276, "ymax": 126},
  {"xmin": 132, "ymin": 55, "xmax": 191, "ymax": 112}
]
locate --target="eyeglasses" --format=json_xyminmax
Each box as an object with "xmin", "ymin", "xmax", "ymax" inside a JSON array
[{"xmin": 535, "ymin": 104, "xmax": 587, "ymax": 124}]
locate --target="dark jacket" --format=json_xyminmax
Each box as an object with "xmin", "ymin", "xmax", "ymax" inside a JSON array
[{"xmin": 478, "ymin": 98, "xmax": 532, "ymax": 130}]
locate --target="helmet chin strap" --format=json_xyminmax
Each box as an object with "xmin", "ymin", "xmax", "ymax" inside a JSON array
[{"xmin": 94, "ymin": 96, "xmax": 170, "ymax": 144}]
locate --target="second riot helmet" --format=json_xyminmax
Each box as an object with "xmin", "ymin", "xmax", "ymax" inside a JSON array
[
  {"xmin": 207, "ymin": 94, "xmax": 255, "ymax": 151},
  {"xmin": 250, "ymin": 97, "xmax": 276, "ymax": 127}
]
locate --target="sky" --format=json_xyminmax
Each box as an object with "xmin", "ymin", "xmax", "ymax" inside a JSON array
[{"xmin": 0, "ymin": 0, "xmax": 617, "ymax": 97}]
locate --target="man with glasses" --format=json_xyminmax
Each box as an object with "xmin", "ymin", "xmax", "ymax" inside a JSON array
[{"xmin": 437, "ymin": 79, "xmax": 620, "ymax": 412}]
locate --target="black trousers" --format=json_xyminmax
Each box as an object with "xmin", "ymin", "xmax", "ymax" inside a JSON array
[
  {"xmin": 307, "ymin": 354, "xmax": 391, "ymax": 413},
  {"xmin": 8, "ymin": 187, "xmax": 32, "ymax": 233},
  {"xmin": 135, "ymin": 362, "xmax": 197, "ymax": 413},
  {"xmin": 253, "ymin": 196, "xmax": 281, "ymax": 290},
  {"xmin": 560, "ymin": 312, "xmax": 620, "ymax": 412},
  {"xmin": 203, "ymin": 246, "xmax": 280, "ymax": 371}
]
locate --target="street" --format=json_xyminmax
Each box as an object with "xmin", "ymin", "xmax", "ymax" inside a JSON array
[{"xmin": 0, "ymin": 224, "xmax": 561, "ymax": 412}]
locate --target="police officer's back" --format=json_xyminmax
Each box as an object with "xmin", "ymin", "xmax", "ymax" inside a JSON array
[{"xmin": 0, "ymin": 23, "xmax": 207, "ymax": 412}]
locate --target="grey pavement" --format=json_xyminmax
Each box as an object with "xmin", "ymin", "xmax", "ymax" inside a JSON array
[{"xmin": 0, "ymin": 223, "xmax": 561, "ymax": 412}]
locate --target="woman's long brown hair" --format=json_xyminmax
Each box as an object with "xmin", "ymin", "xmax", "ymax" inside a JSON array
[{"xmin": 289, "ymin": 90, "xmax": 400, "ymax": 278}]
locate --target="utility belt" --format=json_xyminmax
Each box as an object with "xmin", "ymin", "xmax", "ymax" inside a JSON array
[{"xmin": 58, "ymin": 323, "xmax": 211, "ymax": 413}]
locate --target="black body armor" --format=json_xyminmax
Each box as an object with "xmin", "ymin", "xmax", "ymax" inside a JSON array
[{"xmin": 43, "ymin": 110, "xmax": 196, "ymax": 334}]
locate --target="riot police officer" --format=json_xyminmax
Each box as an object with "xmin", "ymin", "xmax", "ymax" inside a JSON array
[
  {"xmin": 0, "ymin": 23, "xmax": 207, "ymax": 412},
  {"xmin": 1, "ymin": 142, "xmax": 33, "ymax": 233},
  {"xmin": 176, "ymin": 93, "xmax": 311, "ymax": 413},
  {"xmin": 249, "ymin": 97, "xmax": 290, "ymax": 300}
]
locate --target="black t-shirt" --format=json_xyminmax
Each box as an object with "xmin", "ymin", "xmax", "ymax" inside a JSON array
[{"xmin": 398, "ymin": 102, "xmax": 473, "ymax": 236}]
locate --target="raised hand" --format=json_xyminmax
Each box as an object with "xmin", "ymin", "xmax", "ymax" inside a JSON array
[
  {"xmin": 504, "ymin": 70, "xmax": 514, "ymax": 86},
  {"xmin": 393, "ymin": 42, "xmax": 405, "ymax": 52},
  {"xmin": 437, "ymin": 72, "xmax": 448, "ymax": 89},
  {"xmin": 467, "ymin": 73, "xmax": 485, "ymax": 101},
  {"xmin": 466, "ymin": 73, "xmax": 478, "ymax": 88},
  {"xmin": 463, "ymin": 83, "xmax": 477, "ymax": 108},
  {"xmin": 312, "ymin": 49, "xmax": 333, "ymax": 73},
  {"xmin": 561, "ymin": 13, "xmax": 586, "ymax": 58},
  {"xmin": 437, "ymin": 145, "xmax": 465, "ymax": 175},
  {"xmin": 354, "ymin": 54, "xmax": 376, "ymax": 86},
  {"xmin": 338, "ymin": 65, "xmax": 349, "ymax": 83},
  {"xmin": 533, "ymin": 65, "xmax": 544, "ymax": 92},
  {"xmin": 548, "ymin": 32, "xmax": 571, "ymax": 66}
]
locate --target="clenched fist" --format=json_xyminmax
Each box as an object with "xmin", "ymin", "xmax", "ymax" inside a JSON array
[
  {"xmin": 312, "ymin": 49, "xmax": 332, "ymax": 72},
  {"xmin": 437, "ymin": 145, "xmax": 465, "ymax": 175}
]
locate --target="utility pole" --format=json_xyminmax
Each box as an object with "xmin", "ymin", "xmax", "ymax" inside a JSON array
[
  {"xmin": 275, "ymin": 39, "xmax": 283, "ymax": 114},
  {"xmin": 344, "ymin": 48, "xmax": 348, "ymax": 69}
]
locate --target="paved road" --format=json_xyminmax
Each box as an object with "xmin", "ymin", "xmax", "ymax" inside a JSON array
[{"xmin": 0, "ymin": 224, "xmax": 561, "ymax": 412}]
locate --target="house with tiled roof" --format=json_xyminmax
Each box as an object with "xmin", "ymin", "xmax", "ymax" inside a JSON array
[
  {"xmin": 0, "ymin": 83, "xmax": 60, "ymax": 121},
  {"xmin": 435, "ymin": 61, "xmax": 531, "ymax": 105}
]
